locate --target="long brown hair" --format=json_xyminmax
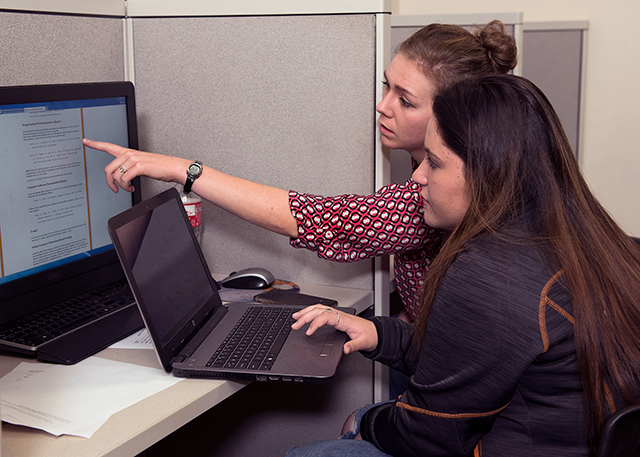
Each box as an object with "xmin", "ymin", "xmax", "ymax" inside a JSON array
[
  {"xmin": 399, "ymin": 21, "xmax": 518, "ymax": 95},
  {"xmin": 415, "ymin": 75, "xmax": 640, "ymax": 452}
]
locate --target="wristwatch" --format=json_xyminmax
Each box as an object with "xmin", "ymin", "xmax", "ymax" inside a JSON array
[{"xmin": 183, "ymin": 160, "xmax": 203, "ymax": 194}]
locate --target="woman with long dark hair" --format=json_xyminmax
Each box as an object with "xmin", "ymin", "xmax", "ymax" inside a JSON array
[{"xmin": 287, "ymin": 75, "xmax": 640, "ymax": 456}]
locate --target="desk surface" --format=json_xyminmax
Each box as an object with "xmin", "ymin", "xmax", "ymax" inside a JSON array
[{"xmin": 1, "ymin": 283, "xmax": 373, "ymax": 457}]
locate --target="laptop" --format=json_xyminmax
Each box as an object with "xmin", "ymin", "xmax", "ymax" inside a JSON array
[
  {"xmin": 107, "ymin": 187, "xmax": 352, "ymax": 383},
  {"xmin": 0, "ymin": 82, "xmax": 143, "ymax": 364}
]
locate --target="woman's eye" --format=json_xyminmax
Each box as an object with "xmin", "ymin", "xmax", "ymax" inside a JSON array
[
  {"xmin": 426, "ymin": 157, "xmax": 437, "ymax": 169},
  {"xmin": 381, "ymin": 80, "xmax": 413, "ymax": 108}
]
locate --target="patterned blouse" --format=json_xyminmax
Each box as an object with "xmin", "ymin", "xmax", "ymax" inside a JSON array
[{"xmin": 288, "ymin": 178, "xmax": 448, "ymax": 320}]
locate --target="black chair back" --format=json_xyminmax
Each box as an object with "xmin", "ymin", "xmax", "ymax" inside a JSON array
[{"xmin": 597, "ymin": 403, "xmax": 640, "ymax": 457}]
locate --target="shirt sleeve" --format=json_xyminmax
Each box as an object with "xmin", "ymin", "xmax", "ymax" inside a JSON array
[
  {"xmin": 288, "ymin": 180, "xmax": 441, "ymax": 262},
  {"xmin": 360, "ymin": 239, "xmax": 564, "ymax": 456}
]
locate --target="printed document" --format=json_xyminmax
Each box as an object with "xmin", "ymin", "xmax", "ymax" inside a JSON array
[{"xmin": 0, "ymin": 357, "xmax": 183, "ymax": 438}]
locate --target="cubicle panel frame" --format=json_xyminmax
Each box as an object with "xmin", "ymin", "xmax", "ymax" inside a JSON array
[
  {"xmin": 126, "ymin": 3, "xmax": 392, "ymax": 445},
  {"xmin": 389, "ymin": 15, "xmax": 587, "ymax": 164},
  {"xmin": 373, "ymin": 10, "xmax": 392, "ymax": 404},
  {"xmin": 0, "ymin": 0, "xmax": 124, "ymax": 16},
  {"xmin": 126, "ymin": 0, "xmax": 392, "ymax": 17},
  {"xmin": 0, "ymin": 1, "xmax": 391, "ymax": 296}
]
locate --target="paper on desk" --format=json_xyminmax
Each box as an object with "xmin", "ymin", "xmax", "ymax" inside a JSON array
[
  {"xmin": 110, "ymin": 327, "xmax": 154, "ymax": 349},
  {"xmin": 0, "ymin": 357, "xmax": 184, "ymax": 438}
]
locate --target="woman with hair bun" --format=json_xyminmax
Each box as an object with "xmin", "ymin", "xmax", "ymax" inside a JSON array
[{"xmin": 84, "ymin": 21, "xmax": 518, "ymax": 323}]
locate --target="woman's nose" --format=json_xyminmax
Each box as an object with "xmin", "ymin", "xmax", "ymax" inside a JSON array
[
  {"xmin": 411, "ymin": 159, "xmax": 428, "ymax": 185},
  {"xmin": 376, "ymin": 91, "xmax": 392, "ymax": 117}
]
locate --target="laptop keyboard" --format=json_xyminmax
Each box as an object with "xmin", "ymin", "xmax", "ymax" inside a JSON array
[
  {"xmin": 0, "ymin": 280, "xmax": 135, "ymax": 349},
  {"xmin": 207, "ymin": 306, "xmax": 302, "ymax": 371}
]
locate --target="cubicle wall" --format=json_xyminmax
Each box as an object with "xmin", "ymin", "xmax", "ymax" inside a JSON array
[
  {"xmin": 131, "ymin": 13, "xmax": 378, "ymax": 290},
  {"xmin": 0, "ymin": 5, "xmax": 587, "ymax": 308},
  {"xmin": 0, "ymin": 10, "xmax": 125, "ymax": 86},
  {"xmin": 522, "ymin": 22, "xmax": 588, "ymax": 161}
]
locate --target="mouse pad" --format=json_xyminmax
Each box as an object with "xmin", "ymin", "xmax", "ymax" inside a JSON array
[{"xmin": 217, "ymin": 279, "xmax": 300, "ymax": 302}]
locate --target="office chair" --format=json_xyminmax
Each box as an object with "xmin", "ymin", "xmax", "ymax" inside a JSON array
[{"xmin": 596, "ymin": 403, "xmax": 640, "ymax": 457}]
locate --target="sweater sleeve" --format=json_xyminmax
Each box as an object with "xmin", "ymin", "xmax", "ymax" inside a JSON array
[
  {"xmin": 288, "ymin": 180, "xmax": 446, "ymax": 262},
  {"xmin": 360, "ymin": 239, "xmax": 561, "ymax": 456}
]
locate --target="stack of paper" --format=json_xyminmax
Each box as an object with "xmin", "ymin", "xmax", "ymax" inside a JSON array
[{"xmin": 0, "ymin": 357, "xmax": 183, "ymax": 438}]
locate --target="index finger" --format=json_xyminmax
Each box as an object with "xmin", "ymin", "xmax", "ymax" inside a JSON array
[
  {"xmin": 82, "ymin": 138, "xmax": 127, "ymax": 158},
  {"xmin": 83, "ymin": 138, "xmax": 134, "ymax": 193}
]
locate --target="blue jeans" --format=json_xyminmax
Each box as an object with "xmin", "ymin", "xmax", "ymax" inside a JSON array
[{"xmin": 284, "ymin": 402, "xmax": 393, "ymax": 457}]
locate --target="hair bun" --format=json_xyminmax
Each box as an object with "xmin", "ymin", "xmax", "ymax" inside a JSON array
[{"xmin": 475, "ymin": 20, "xmax": 518, "ymax": 74}]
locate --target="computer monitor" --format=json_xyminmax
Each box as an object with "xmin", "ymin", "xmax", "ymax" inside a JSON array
[{"xmin": 0, "ymin": 81, "xmax": 141, "ymax": 326}]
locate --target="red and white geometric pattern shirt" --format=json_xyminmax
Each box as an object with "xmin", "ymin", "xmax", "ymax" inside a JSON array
[{"xmin": 289, "ymin": 179, "xmax": 448, "ymax": 320}]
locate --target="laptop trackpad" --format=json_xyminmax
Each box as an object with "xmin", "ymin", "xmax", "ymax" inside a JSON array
[{"xmin": 320, "ymin": 334, "xmax": 337, "ymax": 357}]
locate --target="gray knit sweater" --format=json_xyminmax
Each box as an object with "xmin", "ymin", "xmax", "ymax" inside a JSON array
[{"xmin": 360, "ymin": 232, "xmax": 592, "ymax": 456}]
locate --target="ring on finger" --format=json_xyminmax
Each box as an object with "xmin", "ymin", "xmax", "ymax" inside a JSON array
[
  {"xmin": 119, "ymin": 165, "xmax": 127, "ymax": 173},
  {"xmin": 333, "ymin": 313, "xmax": 341, "ymax": 327}
]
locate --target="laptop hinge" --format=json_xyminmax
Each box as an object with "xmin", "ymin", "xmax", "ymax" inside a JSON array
[{"xmin": 170, "ymin": 354, "xmax": 187, "ymax": 364}]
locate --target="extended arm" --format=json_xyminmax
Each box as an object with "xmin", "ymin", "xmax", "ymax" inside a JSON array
[
  {"xmin": 290, "ymin": 181, "xmax": 448, "ymax": 260},
  {"xmin": 83, "ymin": 139, "xmax": 298, "ymax": 237}
]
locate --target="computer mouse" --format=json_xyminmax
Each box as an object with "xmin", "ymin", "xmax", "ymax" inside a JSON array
[{"xmin": 220, "ymin": 268, "xmax": 275, "ymax": 289}]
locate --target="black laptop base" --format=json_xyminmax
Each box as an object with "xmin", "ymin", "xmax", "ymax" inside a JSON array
[{"xmin": 36, "ymin": 305, "xmax": 144, "ymax": 364}]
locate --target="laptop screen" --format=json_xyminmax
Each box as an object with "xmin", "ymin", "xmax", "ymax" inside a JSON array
[
  {"xmin": 108, "ymin": 188, "xmax": 221, "ymax": 357},
  {"xmin": 0, "ymin": 82, "xmax": 141, "ymax": 324}
]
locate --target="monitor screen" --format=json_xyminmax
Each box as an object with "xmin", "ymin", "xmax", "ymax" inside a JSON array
[{"xmin": 0, "ymin": 82, "xmax": 141, "ymax": 323}]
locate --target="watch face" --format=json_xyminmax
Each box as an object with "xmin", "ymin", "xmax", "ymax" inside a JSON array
[{"xmin": 188, "ymin": 163, "xmax": 202, "ymax": 175}]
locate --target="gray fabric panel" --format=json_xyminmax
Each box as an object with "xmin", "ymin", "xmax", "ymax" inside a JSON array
[
  {"xmin": 522, "ymin": 29, "xmax": 583, "ymax": 157},
  {"xmin": 0, "ymin": 11, "xmax": 124, "ymax": 86},
  {"xmin": 132, "ymin": 15, "xmax": 377, "ymax": 289}
]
